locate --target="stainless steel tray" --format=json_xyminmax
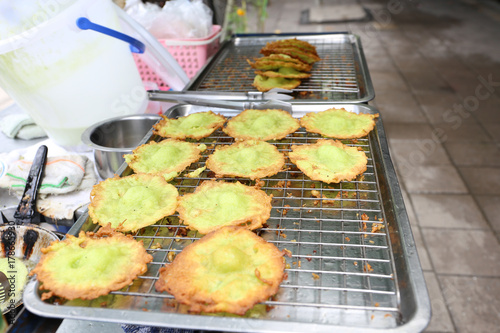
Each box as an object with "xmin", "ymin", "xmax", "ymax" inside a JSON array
[
  {"xmin": 186, "ymin": 33, "xmax": 375, "ymax": 103},
  {"xmin": 24, "ymin": 104, "xmax": 430, "ymax": 332}
]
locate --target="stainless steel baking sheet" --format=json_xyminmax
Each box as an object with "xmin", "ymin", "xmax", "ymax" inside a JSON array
[
  {"xmin": 24, "ymin": 104, "xmax": 429, "ymax": 332},
  {"xmin": 186, "ymin": 33, "xmax": 375, "ymax": 103}
]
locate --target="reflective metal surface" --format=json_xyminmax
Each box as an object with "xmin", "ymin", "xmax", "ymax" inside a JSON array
[
  {"xmin": 25, "ymin": 104, "xmax": 430, "ymax": 332},
  {"xmin": 81, "ymin": 114, "xmax": 162, "ymax": 179}
]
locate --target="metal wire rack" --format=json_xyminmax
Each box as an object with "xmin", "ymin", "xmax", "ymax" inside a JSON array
[
  {"xmin": 48, "ymin": 125, "xmax": 399, "ymax": 330},
  {"xmin": 23, "ymin": 104, "xmax": 432, "ymax": 332},
  {"xmin": 188, "ymin": 34, "xmax": 374, "ymax": 102}
]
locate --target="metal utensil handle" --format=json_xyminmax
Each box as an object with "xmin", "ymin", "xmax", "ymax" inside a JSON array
[
  {"xmin": 148, "ymin": 90, "xmax": 264, "ymax": 101},
  {"xmin": 13, "ymin": 145, "xmax": 48, "ymax": 224}
]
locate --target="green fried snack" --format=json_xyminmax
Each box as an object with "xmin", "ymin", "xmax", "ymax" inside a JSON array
[
  {"xmin": 155, "ymin": 226, "xmax": 285, "ymax": 315},
  {"xmin": 206, "ymin": 140, "xmax": 285, "ymax": 179},
  {"xmin": 153, "ymin": 111, "xmax": 226, "ymax": 140},
  {"xmin": 224, "ymin": 109, "xmax": 299, "ymax": 141},
  {"xmin": 264, "ymin": 38, "xmax": 318, "ymax": 56},
  {"xmin": 32, "ymin": 225, "xmax": 153, "ymax": 301},
  {"xmin": 253, "ymin": 74, "xmax": 301, "ymax": 92},
  {"xmin": 289, "ymin": 139, "xmax": 367, "ymax": 183},
  {"xmin": 88, "ymin": 174, "xmax": 178, "ymax": 232},
  {"xmin": 255, "ymin": 66, "xmax": 311, "ymax": 79},
  {"xmin": 260, "ymin": 46, "xmax": 320, "ymax": 64},
  {"xmin": 301, "ymin": 108, "xmax": 379, "ymax": 139},
  {"xmin": 124, "ymin": 139, "xmax": 206, "ymax": 181},
  {"xmin": 177, "ymin": 181, "xmax": 272, "ymax": 234},
  {"xmin": 247, "ymin": 54, "xmax": 312, "ymax": 72}
]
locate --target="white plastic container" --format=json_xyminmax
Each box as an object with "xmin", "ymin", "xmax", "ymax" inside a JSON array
[{"xmin": 0, "ymin": 0, "xmax": 148, "ymax": 150}]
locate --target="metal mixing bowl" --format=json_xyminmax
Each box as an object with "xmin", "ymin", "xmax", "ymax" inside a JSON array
[{"xmin": 81, "ymin": 114, "xmax": 162, "ymax": 179}]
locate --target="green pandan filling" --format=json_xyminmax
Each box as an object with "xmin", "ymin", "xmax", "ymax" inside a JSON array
[
  {"xmin": 215, "ymin": 142, "xmax": 277, "ymax": 173},
  {"xmin": 311, "ymin": 112, "xmax": 373, "ymax": 136},
  {"xmin": 164, "ymin": 112, "xmax": 222, "ymax": 137},
  {"xmin": 45, "ymin": 241, "xmax": 133, "ymax": 285},
  {"xmin": 303, "ymin": 145, "xmax": 361, "ymax": 172},
  {"xmin": 229, "ymin": 110, "xmax": 296, "ymax": 139}
]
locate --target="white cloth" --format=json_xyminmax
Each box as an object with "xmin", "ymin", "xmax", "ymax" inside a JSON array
[
  {"xmin": 0, "ymin": 139, "xmax": 97, "ymax": 219},
  {"xmin": 0, "ymin": 113, "xmax": 47, "ymax": 140}
]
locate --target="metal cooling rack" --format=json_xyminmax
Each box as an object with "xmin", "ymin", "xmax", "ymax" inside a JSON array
[
  {"xmin": 187, "ymin": 33, "xmax": 375, "ymax": 103},
  {"xmin": 24, "ymin": 104, "xmax": 430, "ymax": 333}
]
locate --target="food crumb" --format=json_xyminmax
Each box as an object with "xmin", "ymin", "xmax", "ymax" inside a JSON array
[
  {"xmin": 167, "ymin": 251, "xmax": 176, "ymax": 262},
  {"xmin": 364, "ymin": 263, "xmax": 374, "ymax": 272},
  {"xmin": 150, "ymin": 242, "xmax": 162, "ymax": 250},
  {"xmin": 312, "ymin": 273, "xmax": 320, "ymax": 280},
  {"xmin": 371, "ymin": 223, "xmax": 385, "ymax": 233},
  {"xmin": 255, "ymin": 179, "xmax": 265, "ymax": 188}
]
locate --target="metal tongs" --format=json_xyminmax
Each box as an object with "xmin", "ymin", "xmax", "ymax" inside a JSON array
[{"xmin": 148, "ymin": 88, "xmax": 294, "ymax": 114}]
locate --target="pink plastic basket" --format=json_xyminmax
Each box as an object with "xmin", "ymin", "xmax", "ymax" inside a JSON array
[{"xmin": 135, "ymin": 25, "xmax": 222, "ymax": 90}]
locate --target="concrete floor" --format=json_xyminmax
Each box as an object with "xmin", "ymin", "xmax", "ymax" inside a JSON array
[{"xmin": 249, "ymin": 0, "xmax": 500, "ymax": 332}]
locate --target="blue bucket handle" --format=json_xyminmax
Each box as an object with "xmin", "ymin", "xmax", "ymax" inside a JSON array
[{"xmin": 76, "ymin": 17, "xmax": 145, "ymax": 54}]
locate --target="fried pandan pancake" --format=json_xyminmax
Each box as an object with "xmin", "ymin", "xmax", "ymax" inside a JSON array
[
  {"xmin": 155, "ymin": 226, "xmax": 285, "ymax": 314},
  {"xmin": 177, "ymin": 181, "xmax": 272, "ymax": 234},
  {"xmin": 224, "ymin": 109, "xmax": 299, "ymax": 141},
  {"xmin": 206, "ymin": 140, "xmax": 285, "ymax": 179},
  {"xmin": 88, "ymin": 174, "xmax": 178, "ymax": 232},
  {"xmin": 301, "ymin": 108, "xmax": 379, "ymax": 139},
  {"xmin": 32, "ymin": 225, "xmax": 153, "ymax": 301},
  {"xmin": 124, "ymin": 139, "xmax": 206, "ymax": 181},
  {"xmin": 153, "ymin": 111, "xmax": 226, "ymax": 140},
  {"xmin": 247, "ymin": 55, "xmax": 312, "ymax": 72},
  {"xmin": 253, "ymin": 74, "xmax": 301, "ymax": 92},
  {"xmin": 289, "ymin": 139, "xmax": 367, "ymax": 183},
  {"xmin": 265, "ymin": 38, "xmax": 318, "ymax": 56},
  {"xmin": 260, "ymin": 46, "xmax": 320, "ymax": 64},
  {"xmin": 255, "ymin": 67, "xmax": 311, "ymax": 79}
]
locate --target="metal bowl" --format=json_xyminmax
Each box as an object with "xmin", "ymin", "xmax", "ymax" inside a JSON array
[{"xmin": 81, "ymin": 114, "xmax": 162, "ymax": 179}]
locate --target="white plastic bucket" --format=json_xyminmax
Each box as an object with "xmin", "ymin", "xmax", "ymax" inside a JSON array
[{"xmin": 0, "ymin": 0, "xmax": 148, "ymax": 150}]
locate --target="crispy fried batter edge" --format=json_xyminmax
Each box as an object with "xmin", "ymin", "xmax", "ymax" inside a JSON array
[
  {"xmin": 252, "ymin": 75, "xmax": 302, "ymax": 92},
  {"xmin": 289, "ymin": 139, "xmax": 368, "ymax": 183},
  {"xmin": 260, "ymin": 46, "xmax": 321, "ymax": 64},
  {"xmin": 155, "ymin": 226, "xmax": 285, "ymax": 315},
  {"xmin": 246, "ymin": 58, "xmax": 312, "ymax": 72},
  {"xmin": 205, "ymin": 140, "xmax": 285, "ymax": 180},
  {"xmin": 31, "ymin": 224, "xmax": 153, "ymax": 301},
  {"xmin": 254, "ymin": 69, "xmax": 311, "ymax": 79},
  {"xmin": 223, "ymin": 109, "xmax": 300, "ymax": 141},
  {"xmin": 124, "ymin": 139, "xmax": 204, "ymax": 176},
  {"xmin": 152, "ymin": 111, "xmax": 227, "ymax": 140},
  {"xmin": 264, "ymin": 39, "xmax": 318, "ymax": 56},
  {"xmin": 88, "ymin": 174, "xmax": 178, "ymax": 232},
  {"xmin": 300, "ymin": 108, "xmax": 379, "ymax": 139},
  {"xmin": 177, "ymin": 180, "xmax": 272, "ymax": 234}
]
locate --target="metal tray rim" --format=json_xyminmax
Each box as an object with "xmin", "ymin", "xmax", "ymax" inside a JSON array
[
  {"xmin": 24, "ymin": 103, "xmax": 430, "ymax": 332},
  {"xmin": 185, "ymin": 33, "xmax": 375, "ymax": 104}
]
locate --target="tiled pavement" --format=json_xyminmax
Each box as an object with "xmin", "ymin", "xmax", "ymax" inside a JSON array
[{"xmin": 252, "ymin": 0, "xmax": 500, "ymax": 332}]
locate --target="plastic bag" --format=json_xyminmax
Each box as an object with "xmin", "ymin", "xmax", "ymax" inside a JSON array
[{"xmin": 125, "ymin": 0, "xmax": 213, "ymax": 40}]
